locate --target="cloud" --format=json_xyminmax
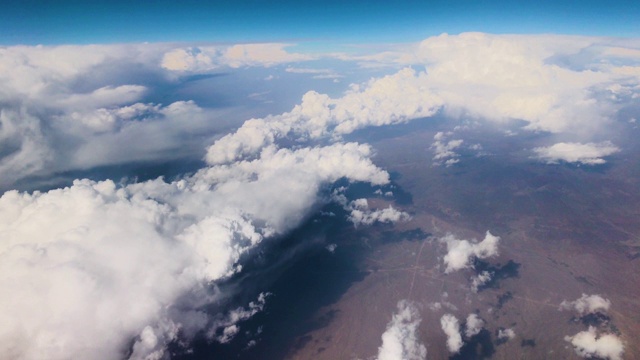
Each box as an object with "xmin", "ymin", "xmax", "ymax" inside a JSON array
[
  {"xmin": 224, "ymin": 43, "xmax": 313, "ymax": 68},
  {"xmin": 161, "ymin": 43, "xmax": 313, "ymax": 72},
  {"xmin": 4, "ymin": 34, "xmax": 639, "ymax": 188},
  {"xmin": 441, "ymin": 231, "xmax": 500, "ymax": 273},
  {"xmin": 533, "ymin": 142, "xmax": 621, "ymax": 165},
  {"xmin": 464, "ymin": 314, "xmax": 485, "ymax": 338},
  {"xmin": 346, "ymin": 198, "xmax": 411, "ymax": 227},
  {"xmin": 560, "ymin": 294, "xmax": 612, "ymax": 315},
  {"xmin": 497, "ymin": 328, "xmax": 516, "ymax": 342},
  {"xmin": 377, "ymin": 300, "xmax": 427, "ymax": 360},
  {"xmin": 440, "ymin": 314, "xmax": 463, "ymax": 353},
  {"xmin": 415, "ymin": 33, "xmax": 639, "ymax": 134},
  {"xmin": 205, "ymin": 68, "xmax": 443, "ymax": 165},
  {"xmin": 209, "ymin": 293, "xmax": 270, "ymax": 344},
  {"xmin": 0, "ymin": 139, "xmax": 390, "ymax": 359},
  {"xmin": 325, "ymin": 243, "xmax": 337, "ymax": 253},
  {"xmin": 431, "ymin": 131, "xmax": 463, "ymax": 166},
  {"xmin": 285, "ymin": 66, "xmax": 343, "ymax": 80},
  {"xmin": 0, "ymin": 99, "xmax": 219, "ymax": 189},
  {"xmin": 470, "ymin": 270, "xmax": 493, "ymax": 292},
  {"xmin": 205, "ymin": 34, "xmax": 640, "ymax": 170},
  {"xmin": 428, "ymin": 292, "xmax": 458, "ymax": 312},
  {"xmin": 2, "ymin": 34, "xmax": 640, "ymax": 360},
  {"xmin": 0, "ymin": 42, "xmax": 322, "ymax": 189},
  {"xmin": 565, "ymin": 327, "xmax": 624, "ymax": 360},
  {"xmin": 0, "ymin": 44, "xmax": 235, "ymax": 189},
  {"xmin": 160, "ymin": 47, "xmax": 218, "ymax": 72},
  {"xmin": 343, "ymin": 33, "xmax": 640, "ymax": 137}
]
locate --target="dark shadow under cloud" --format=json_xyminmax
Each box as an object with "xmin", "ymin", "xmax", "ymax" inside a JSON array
[
  {"xmin": 171, "ymin": 187, "xmax": 377, "ymax": 360},
  {"xmin": 473, "ymin": 260, "xmax": 521, "ymax": 292},
  {"xmin": 450, "ymin": 328, "xmax": 495, "ymax": 360},
  {"xmin": 11, "ymin": 158, "xmax": 206, "ymax": 193}
]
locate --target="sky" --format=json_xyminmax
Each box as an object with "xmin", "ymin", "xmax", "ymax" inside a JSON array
[
  {"xmin": 1, "ymin": 1, "xmax": 639, "ymax": 360},
  {"xmin": 1, "ymin": 0, "xmax": 640, "ymax": 45}
]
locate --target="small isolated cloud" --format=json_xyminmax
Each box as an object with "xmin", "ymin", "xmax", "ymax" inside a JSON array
[
  {"xmin": 470, "ymin": 270, "xmax": 493, "ymax": 292},
  {"xmin": 347, "ymin": 198, "xmax": 411, "ymax": 227},
  {"xmin": 441, "ymin": 231, "xmax": 500, "ymax": 273},
  {"xmin": 565, "ymin": 326, "xmax": 624, "ymax": 360},
  {"xmin": 431, "ymin": 131, "xmax": 463, "ymax": 166},
  {"xmin": 464, "ymin": 313, "xmax": 485, "ymax": 338},
  {"xmin": 377, "ymin": 300, "xmax": 426, "ymax": 360},
  {"xmin": 428, "ymin": 292, "xmax": 458, "ymax": 312},
  {"xmin": 533, "ymin": 142, "xmax": 620, "ymax": 165},
  {"xmin": 560, "ymin": 294, "xmax": 611, "ymax": 315},
  {"xmin": 440, "ymin": 314, "xmax": 463, "ymax": 354},
  {"xmin": 326, "ymin": 243, "xmax": 337, "ymax": 253},
  {"xmin": 497, "ymin": 328, "xmax": 516, "ymax": 342},
  {"xmin": 210, "ymin": 293, "xmax": 270, "ymax": 344}
]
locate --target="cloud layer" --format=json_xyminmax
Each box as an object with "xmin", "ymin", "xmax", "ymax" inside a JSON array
[
  {"xmin": 2, "ymin": 33, "xmax": 640, "ymax": 359},
  {"xmin": 3, "ymin": 33, "xmax": 640, "ymax": 188}
]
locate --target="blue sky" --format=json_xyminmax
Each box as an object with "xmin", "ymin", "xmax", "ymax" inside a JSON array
[{"xmin": 1, "ymin": 0, "xmax": 639, "ymax": 45}]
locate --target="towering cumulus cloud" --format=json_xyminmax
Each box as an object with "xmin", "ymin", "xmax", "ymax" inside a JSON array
[
  {"xmin": 0, "ymin": 141, "xmax": 389, "ymax": 360},
  {"xmin": 377, "ymin": 301, "xmax": 427, "ymax": 360}
]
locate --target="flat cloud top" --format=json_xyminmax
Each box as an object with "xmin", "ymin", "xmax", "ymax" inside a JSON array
[{"xmin": 534, "ymin": 142, "xmax": 621, "ymax": 165}]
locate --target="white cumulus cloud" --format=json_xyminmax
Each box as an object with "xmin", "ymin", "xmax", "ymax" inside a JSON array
[
  {"xmin": 0, "ymin": 139, "xmax": 390, "ymax": 360},
  {"xmin": 440, "ymin": 314, "xmax": 463, "ymax": 354},
  {"xmin": 533, "ymin": 142, "xmax": 620, "ymax": 165},
  {"xmin": 464, "ymin": 313, "xmax": 485, "ymax": 338},
  {"xmin": 560, "ymin": 294, "xmax": 612, "ymax": 315},
  {"xmin": 470, "ymin": 270, "xmax": 493, "ymax": 293},
  {"xmin": 347, "ymin": 198, "xmax": 411, "ymax": 227},
  {"xmin": 497, "ymin": 328, "xmax": 516, "ymax": 341},
  {"xmin": 441, "ymin": 231, "xmax": 500, "ymax": 273},
  {"xmin": 377, "ymin": 300, "xmax": 427, "ymax": 360},
  {"xmin": 205, "ymin": 68, "xmax": 443, "ymax": 165},
  {"xmin": 565, "ymin": 327, "xmax": 624, "ymax": 360}
]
